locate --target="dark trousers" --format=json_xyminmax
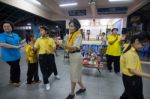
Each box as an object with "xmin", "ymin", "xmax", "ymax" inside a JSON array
[
  {"xmin": 51, "ymin": 54, "xmax": 58, "ymax": 75},
  {"xmin": 39, "ymin": 54, "xmax": 53, "ymax": 84},
  {"xmin": 27, "ymin": 62, "xmax": 39, "ymax": 83},
  {"xmin": 7, "ymin": 59, "xmax": 20, "ymax": 83},
  {"xmin": 106, "ymin": 55, "xmax": 120, "ymax": 73},
  {"xmin": 120, "ymin": 74, "xmax": 144, "ymax": 99}
]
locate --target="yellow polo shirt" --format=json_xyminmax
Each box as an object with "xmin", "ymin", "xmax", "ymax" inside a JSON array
[
  {"xmin": 120, "ymin": 47, "xmax": 142, "ymax": 76},
  {"xmin": 122, "ymin": 43, "xmax": 129, "ymax": 52},
  {"xmin": 123, "ymin": 43, "xmax": 129, "ymax": 48},
  {"xmin": 25, "ymin": 44, "xmax": 38, "ymax": 63},
  {"xmin": 34, "ymin": 36, "xmax": 56, "ymax": 54},
  {"xmin": 106, "ymin": 34, "xmax": 121, "ymax": 56}
]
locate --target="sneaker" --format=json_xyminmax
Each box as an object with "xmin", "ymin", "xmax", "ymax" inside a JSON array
[
  {"xmin": 115, "ymin": 72, "xmax": 121, "ymax": 76},
  {"xmin": 13, "ymin": 83, "xmax": 20, "ymax": 87},
  {"xmin": 108, "ymin": 70, "xmax": 112, "ymax": 73},
  {"xmin": 9, "ymin": 80, "xmax": 13, "ymax": 84},
  {"xmin": 26, "ymin": 81, "xmax": 35, "ymax": 85},
  {"xmin": 55, "ymin": 75, "xmax": 60, "ymax": 80},
  {"xmin": 34, "ymin": 80, "xmax": 42, "ymax": 83},
  {"xmin": 45, "ymin": 83, "xmax": 50, "ymax": 90},
  {"xmin": 66, "ymin": 94, "xmax": 75, "ymax": 99},
  {"xmin": 76, "ymin": 88, "xmax": 86, "ymax": 94}
]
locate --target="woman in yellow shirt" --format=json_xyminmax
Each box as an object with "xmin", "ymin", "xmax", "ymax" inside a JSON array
[
  {"xmin": 106, "ymin": 28, "xmax": 121, "ymax": 73},
  {"xmin": 120, "ymin": 33, "xmax": 150, "ymax": 99}
]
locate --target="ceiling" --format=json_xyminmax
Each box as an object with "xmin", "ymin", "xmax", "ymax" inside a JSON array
[
  {"xmin": 130, "ymin": 2, "xmax": 150, "ymax": 21},
  {"xmin": 39, "ymin": 0, "xmax": 148, "ymax": 19},
  {"xmin": 0, "ymin": 0, "xmax": 149, "ymax": 21},
  {"xmin": 0, "ymin": 2, "xmax": 35, "ymax": 23},
  {"xmin": 55, "ymin": 0, "xmax": 136, "ymax": 9},
  {"xmin": 135, "ymin": 2, "xmax": 150, "ymax": 14}
]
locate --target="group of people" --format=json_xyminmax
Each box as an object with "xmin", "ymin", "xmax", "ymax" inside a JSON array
[
  {"xmin": 0, "ymin": 19, "xmax": 86, "ymax": 99},
  {"xmin": 0, "ymin": 18, "xmax": 150, "ymax": 99},
  {"xmin": 0, "ymin": 21, "xmax": 60, "ymax": 89},
  {"xmin": 106, "ymin": 28, "xmax": 150, "ymax": 99}
]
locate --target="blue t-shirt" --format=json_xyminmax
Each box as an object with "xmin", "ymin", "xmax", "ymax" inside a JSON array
[{"xmin": 0, "ymin": 32, "xmax": 21, "ymax": 62}]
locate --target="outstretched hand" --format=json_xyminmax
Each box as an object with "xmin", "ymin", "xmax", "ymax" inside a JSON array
[
  {"xmin": 17, "ymin": 44, "xmax": 24, "ymax": 48},
  {"xmin": 20, "ymin": 39, "xmax": 26, "ymax": 44}
]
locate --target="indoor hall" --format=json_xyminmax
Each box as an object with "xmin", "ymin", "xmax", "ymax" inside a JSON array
[{"xmin": 0, "ymin": 50, "xmax": 150, "ymax": 99}]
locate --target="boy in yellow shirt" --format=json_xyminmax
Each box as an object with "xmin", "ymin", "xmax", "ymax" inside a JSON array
[
  {"xmin": 34, "ymin": 26, "xmax": 56, "ymax": 90},
  {"xmin": 25, "ymin": 34, "xmax": 40, "ymax": 84},
  {"xmin": 120, "ymin": 33, "xmax": 150, "ymax": 99}
]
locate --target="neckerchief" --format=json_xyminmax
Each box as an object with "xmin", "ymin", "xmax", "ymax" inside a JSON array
[{"xmin": 67, "ymin": 30, "xmax": 80, "ymax": 46}]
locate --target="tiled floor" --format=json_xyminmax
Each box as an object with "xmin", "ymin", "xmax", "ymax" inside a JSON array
[{"xmin": 0, "ymin": 50, "xmax": 150, "ymax": 99}]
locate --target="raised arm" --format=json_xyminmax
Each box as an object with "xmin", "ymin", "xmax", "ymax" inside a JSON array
[{"xmin": 108, "ymin": 36, "xmax": 118, "ymax": 45}]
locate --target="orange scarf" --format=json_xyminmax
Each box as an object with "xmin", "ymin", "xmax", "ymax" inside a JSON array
[{"xmin": 67, "ymin": 30, "xmax": 80, "ymax": 46}]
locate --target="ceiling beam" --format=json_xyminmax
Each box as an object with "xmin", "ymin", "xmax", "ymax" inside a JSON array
[
  {"xmin": 14, "ymin": 15, "xmax": 33, "ymax": 24},
  {"xmin": 127, "ymin": 0, "xmax": 149, "ymax": 16},
  {"xmin": 5, "ymin": 10, "xmax": 20, "ymax": 20},
  {"xmin": 0, "ymin": 4, "xmax": 6, "ymax": 12},
  {"xmin": 0, "ymin": 0, "xmax": 53, "ymax": 20},
  {"xmin": 39, "ymin": 0, "xmax": 68, "ymax": 20}
]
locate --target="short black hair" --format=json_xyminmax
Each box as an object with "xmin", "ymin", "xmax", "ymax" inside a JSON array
[
  {"xmin": 111, "ymin": 28, "xmax": 118, "ymax": 32},
  {"xmin": 123, "ymin": 32, "xmax": 150, "ymax": 53},
  {"xmin": 2, "ymin": 21, "xmax": 14, "ymax": 30},
  {"xmin": 39, "ymin": 26, "xmax": 49, "ymax": 33},
  {"xmin": 131, "ymin": 33, "xmax": 150, "ymax": 44},
  {"xmin": 102, "ymin": 32, "xmax": 105, "ymax": 35},
  {"xmin": 69, "ymin": 18, "xmax": 81, "ymax": 30}
]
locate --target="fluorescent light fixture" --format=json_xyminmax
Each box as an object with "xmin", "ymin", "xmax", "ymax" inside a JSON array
[
  {"xmin": 59, "ymin": 3, "xmax": 78, "ymax": 7},
  {"xmin": 27, "ymin": 23, "xmax": 31, "ymax": 26},
  {"xmin": 109, "ymin": 0, "xmax": 132, "ymax": 2},
  {"xmin": 31, "ymin": 0, "xmax": 41, "ymax": 5}
]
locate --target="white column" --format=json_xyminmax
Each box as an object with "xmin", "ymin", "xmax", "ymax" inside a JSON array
[{"xmin": 122, "ymin": 17, "xmax": 127, "ymax": 28}]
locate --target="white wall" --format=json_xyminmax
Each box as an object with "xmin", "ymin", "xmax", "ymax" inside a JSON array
[
  {"xmin": 66, "ymin": 19, "xmax": 108, "ymax": 38},
  {"xmin": 112, "ymin": 19, "xmax": 123, "ymax": 34},
  {"xmin": 123, "ymin": 17, "xmax": 127, "ymax": 28},
  {"xmin": 66, "ymin": 18, "xmax": 125, "ymax": 38}
]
